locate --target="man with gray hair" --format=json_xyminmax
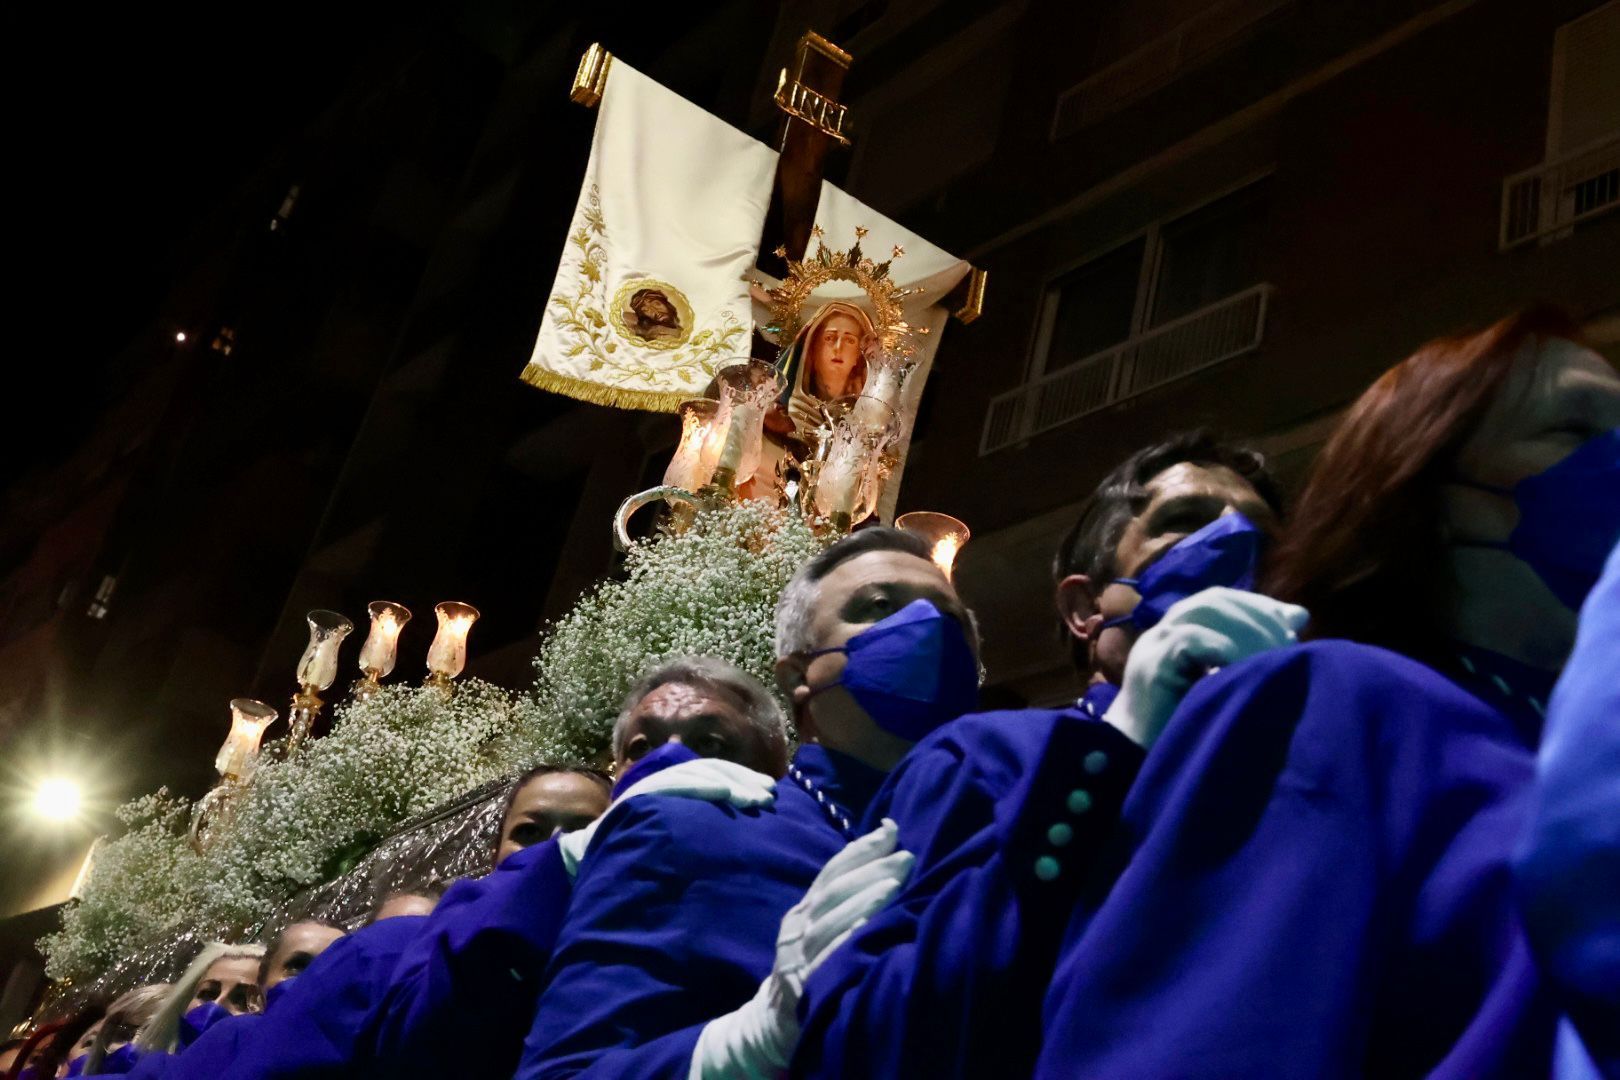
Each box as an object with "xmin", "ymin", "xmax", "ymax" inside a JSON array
[
  {"xmin": 519, "ymin": 534, "xmax": 939, "ymax": 1080},
  {"xmin": 609, "ymin": 655, "xmax": 790, "ymax": 779}
]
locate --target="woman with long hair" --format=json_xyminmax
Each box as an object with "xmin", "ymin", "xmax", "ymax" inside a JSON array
[
  {"xmin": 75, "ymin": 984, "xmax": 167, "ymax": 1076},
  {"xmin": 132, "ymin": 943, "xmax": 264, "ymax": 1059},
  {"xmin": 1033, "ymin": 306, "xmax": 1619, "ymax": 1079}
]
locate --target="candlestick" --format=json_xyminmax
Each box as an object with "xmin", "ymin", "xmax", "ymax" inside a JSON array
[
  {"xmin": 662, "ymin": 399, "xmax": 723, "ymax": 492},
  {"xmin": 288, "ymin": 610, "xmax": 353, "ymax": 756},
  {"xmin": 704, "ymin": 360, "xmax": 783, "ymax": 496},
  {"xmin": 214, "ymin": 698, "xmax": 279, "ymax": 780},
  {"xmin": 354, "ymin": 602, "xmax": 412, "ymax": 700},
  {"xmin": 426, "ymin": 602, "xmax": 480, "ymax": 693},
  {"xmin": 896, "ymin": 512, "xmax": 972, "ymax": 580}
]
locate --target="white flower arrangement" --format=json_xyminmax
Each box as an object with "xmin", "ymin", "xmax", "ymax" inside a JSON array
[
  {"xmin": 41, "ymin": 503, "xmax": 823, "ymax": 984},
  {"xmin": 39, "ymin": 791, "xmax": 204, "ymax": 982},
  {"xmin": 518, "ymin": 502, "xmax": 826, "ymax": 764}
]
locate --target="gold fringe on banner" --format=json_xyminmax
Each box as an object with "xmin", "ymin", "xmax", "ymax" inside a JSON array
[{"xmin": 519, "ymin": 362, "xmax": 689, "ymax": 413}]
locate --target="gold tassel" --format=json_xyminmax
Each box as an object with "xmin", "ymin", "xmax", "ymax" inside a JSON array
[{"xmin": 519, "ymin": 363, "xmax": 690, "ymax": 413}]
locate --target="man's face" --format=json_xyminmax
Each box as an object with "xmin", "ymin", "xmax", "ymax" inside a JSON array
[
  {"xmin": 189, "ymin": 955, "xmax": 262, "ymax": 1016},
  {"xmin": 261, "ymin": 922, "xmax": 344, "ymax": 992},
  {"xmin": 612, "ymin": 682, "xmax": 782, "ymax": 778},
  {"xmin": 779, "ymin": 549, "xmax": 975, "ymax": 771},
  {"xmin": 495, "ymin": 771, "xmax": 612, "ymax": 866},
  {"xmin": 1060, "ymin": 462, "xmax": 1275, "ymax": 686},
  {"xmin": 642, "ymin": 296, "xmax": 675, "ymax": 325}
]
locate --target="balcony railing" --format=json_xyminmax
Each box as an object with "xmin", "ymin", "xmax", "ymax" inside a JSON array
[
  {"xmin": 1500, "ymin": 131, "xmax": 1620, "ymax": 250},
  {"xmin": 980, "ymin": 284, "xmax": 1272, "ymax": 455}
]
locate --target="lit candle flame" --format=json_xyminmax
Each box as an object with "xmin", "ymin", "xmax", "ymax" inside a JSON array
[{"xmin": 932, "ymin": 534, "xmax": 963, "ymax": 579}]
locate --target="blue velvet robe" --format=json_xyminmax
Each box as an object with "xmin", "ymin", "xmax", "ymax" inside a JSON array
[
  {"xmin": 1515, "ymin": 543, "xmax": 1620, "ymax": 1076},
  {"xmin": 364, "ymin": 836, "xmax": 573, "ymax": 1078},
  {"xmin": 516, "ymin": 744, "xmax": 886, "ymax": 1080},
  {"xmin": 215, "ymin": 915, "xmax": 427, "ymax": 1079},
  {"xmin": 79, "ymin": 1043, "xmax": 143, "ymax": 1076},
  {"xmin": 362, "ymin": 742, "xmax": 699, "ymax": 1077},
  {"xmin": 108, "ymin": 1002, "xmax": 236, "ymax": 1079},
  {"xmin": 793, "ymin": 683, "xmax": 1141, "ymax": 1079},
  {"xmin": 1034, "ymin": 639, "xmax": 1556, "ymax": 1079},
  {"xmin": 160, "ymin": 978, "xmax": 293, "ymax": 1079}
]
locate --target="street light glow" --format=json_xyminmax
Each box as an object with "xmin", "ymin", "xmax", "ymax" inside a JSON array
[{"xmin": 32, "ymin": 777, "xmax": 84, "ymax": 822}]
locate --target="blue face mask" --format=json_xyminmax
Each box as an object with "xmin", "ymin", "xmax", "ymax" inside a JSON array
[
  {"xmin": 806, "ymin": 598, "xmax": 980, "ymax": 742},
  {"xmin": 180, "ymin": 1001, "xmax": 237, "ymax": 1048},
  {"xmin": 1101, "ymin": 511, "xmax": 1265, "ymax": 633},
  {"xmin": 1454, "ymin": 427, "xmax": 1620, "ymax": 610}
]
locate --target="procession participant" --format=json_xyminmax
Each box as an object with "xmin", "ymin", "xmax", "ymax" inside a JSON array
[
  {"xmin": 133, "ymin": 945, "xmax": 265, "ymax": 1055},
  {"xmin": 367, "ymin": 888, "xmax": 443, "ymax": 923},
  {"xmin": 208, "ymin": 766, "xmax": 606, "ymax": 1080},
  {"xmin": 1034, "ymin": 307, "xmax": 1620, "ymax": 1078},
  {"xmin": 74, "ymin": 986, "xmax": 167, "ymax": 1077},
  {"xmin": 364, "ymin": 669, "xmax": 784, "ymax": 1080},
  {"xmin": 221, "ymin": 659, "xmax": 783, "ymax": 1080},
  {"xmin": 81, "ymin": 945, "xmax": 264, "ymax": 1076},
  {"xmin": 518, "ymin": 527, "xmax": 969, "ymax": 1079},
  {"xmin": 790, "ymin": 431, "xmax": 1299, "ymax": 1079},
  {"xmin": 1514, "ymin": 540, "xmax": 1620, "ymax": 1077},
  {"xmin": 6, "ymin": 1007, "xmax": 100, "ymax": 1080},
  {"xmin": 1053, "ymin": 430, "xmax": 1282, "ymax": 716},
  {"xmin": 151, "ymin": 922, "xmax": 346, "ymax": 1079}
]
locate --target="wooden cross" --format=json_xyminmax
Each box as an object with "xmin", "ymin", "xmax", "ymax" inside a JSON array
[{"xmin": 570, "ymin": 32, "xmax": 985, "ymax": 325}]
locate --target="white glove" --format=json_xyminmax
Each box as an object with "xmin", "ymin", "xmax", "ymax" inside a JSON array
[
  {"xmin": 558, "ymin": 758, "xmax": 777, "ymax": 878},
  {"xmin": 1105, "ymin": 586, "xmax": 1308, "ymax": 749},
  {"xmin": 688, "ymin": 819, "xmax": 914, "ymax": 1079}
]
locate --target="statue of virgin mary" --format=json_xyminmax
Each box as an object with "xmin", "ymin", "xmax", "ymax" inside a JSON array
[{"xmin": 776, "ymin": 301, "xmax": 875, "ymax": 436}]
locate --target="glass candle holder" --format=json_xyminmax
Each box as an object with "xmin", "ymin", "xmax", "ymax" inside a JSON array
[
  {"xmin": 807, "ymin": 399, "xmax": 899, "ymax": 531},
  {"xmin": 426, "ymin": 602, "xmax": 480, "ymax": 689},
  {"xmin": 296, "ymin": 610, "xmax": 354, "ymax": 693},
  {"xmin": 215, "ymin": 698, "xmax": 278, "ymax": 781},
  {"xmin": 662, "ymin": 399, "xmax": 724, "ymax": 493},
  {"xmin": 287, "ymin": 610, "xmax": 353, "ymax": 757},
  {"xmin": 355, "ymin": 601, "xmax": 412, "ymax": 699},
  {"xmin": 851, "ymin": 345, "xmax": 914, "ymax": 428},
  {"xmin": 708, "ymin": 360, "xmax": 784, "ymax": 493},
  {"xmin": 896, "ymin": 511, "xmax": 972, "ymax": 581}
]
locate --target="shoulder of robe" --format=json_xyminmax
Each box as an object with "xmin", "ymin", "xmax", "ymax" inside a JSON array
[
  {"xmin": 897, "ymin": 707, "xmax": 1076, "ymax": 797},
  {"xmin": 1171, "ymin": 639, "xmax": 1532, "ymax": 795},
  {"xmin": 578, "ymin": 790, "xmax": 752, "ymax": 878},
  {"xmin": 1198, "ymin": 638, "xmax": 1500, "ymax": 721}
]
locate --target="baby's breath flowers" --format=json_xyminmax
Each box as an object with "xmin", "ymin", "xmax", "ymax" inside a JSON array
[
  {"xmin": 518, "ymin": 502, "xmax": 826, "ymax": 764},
  {"xmin": 41, "ymin": 504, "xmax": 824, "ymax": 984}
]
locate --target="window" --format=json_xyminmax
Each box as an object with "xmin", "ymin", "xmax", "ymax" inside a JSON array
[
  {"xmin": 1548, "ymin": 2, "xmax": 1620, "ymax": 158},
  {"xmin": 1501, "ymin": 3, "xmax": 1620, "ymax": 249},
  {"xmin": 982, "ymin": 178, "xmax": 1273, "ymax": 454},
  {"xmin": 1149, "ymin": 180, "xmax": 1270, "ymax": 325},
  {"xmin": 1043, "ymin": 238, "xmax": 1146, "ymax": 371}
]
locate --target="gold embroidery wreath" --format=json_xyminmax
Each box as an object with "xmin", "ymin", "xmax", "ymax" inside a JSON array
[{"xmin": 756, "ymin": 226, "xmax": 926, "ymax": 359}]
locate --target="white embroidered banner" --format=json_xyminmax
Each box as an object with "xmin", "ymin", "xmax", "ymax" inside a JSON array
[{"xmin": 523, "ymin": 59, "xmax": 779, "ymax": 411}]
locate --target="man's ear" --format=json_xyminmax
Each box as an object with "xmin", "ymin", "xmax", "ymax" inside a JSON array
[
  {"xmin": 1055, "ymin": 574, "xmax": 1102, "ymax": 648},
  {"xmin": 774, "ymin": 655, "xmax": 818, "ymax": 743}
]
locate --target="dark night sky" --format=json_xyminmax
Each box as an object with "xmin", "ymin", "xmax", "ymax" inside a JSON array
[{"xmin": 12, "ymin": 3, "xmax": 398, "ymax": 477}]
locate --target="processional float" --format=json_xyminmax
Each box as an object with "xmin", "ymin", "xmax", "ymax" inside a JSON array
[
  {"xmin": 186, "ymin": 29, "xmax": 985, "ymax": 854},
  {"xmin": 519, "ymin": 34, "xmax": 984, "ymax": 568}
]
